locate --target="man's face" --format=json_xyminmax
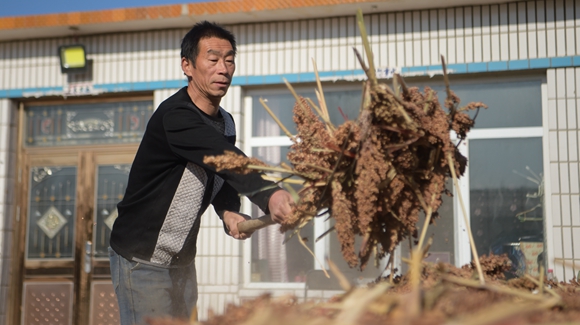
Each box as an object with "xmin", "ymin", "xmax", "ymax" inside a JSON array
[{"xmin": 183, "ymin": 37, "xmax": 236, "ymax": 100}]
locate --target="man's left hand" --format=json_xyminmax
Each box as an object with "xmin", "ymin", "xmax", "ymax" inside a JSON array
[{"xmin": 223, "ymin": 211, "xmax": 252, "ymax": 240}]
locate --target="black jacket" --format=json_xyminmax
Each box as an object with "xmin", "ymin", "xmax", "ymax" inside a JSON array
[{"xmin": 111, "ymin": 87, "xmax": 279, "ymax": 267}]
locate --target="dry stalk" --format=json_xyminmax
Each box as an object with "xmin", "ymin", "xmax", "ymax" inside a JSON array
[
  {"xmin": 305, "ymin": 97, "xmax": 333, "ymax": 130},
  {"xmin": 524, "ymin": 273, "xmax": 561, "ymax": 300},
  {"xmin": 538, "ymin": 265, "xmax": 545, "ymax": 295},
  {"xmin": 332, "ymin": 282, "xmax": 390, "ymax": 325},
  {"xmin": 312, "ymin": 58, "xmax": 333, "ymax": 133},
  {"xmin": 443, "ymin": 275, "xmax": 553, "ymax": 302},
  {"xmin": 284, "ymin": 78, "xmax": 313, "ymax": 120},
  {"xmin": 446, "ymin": 297, "xmax": 561, "ymax": 325},
  {"xmin": 261, "ymin": 175, "xmax": 306, "ymax": 185},
  {"xmin": 327, "ymin": 258, "xmax": 352, "ymax": 291},
  {"xmin": 446, "ymin": 151, "xmax": 485, "ymax": 284},
  {"xmin": 441, "ymin": 55, "xmax": 455, "ymax": 116},
  {"xmin": 355, "ymin": 9, "xmax": 377, "ymax": 85},
  {"xmin": 297, "ymin": 229, "xmax": 329, "ymax": 278},
  {"xmin": 409, "ymin": 246, "xmax": 423, "ymax": 316},
  {"xmin": 259, "ymin": 97, "xmax": 294, "ymax": 138}
]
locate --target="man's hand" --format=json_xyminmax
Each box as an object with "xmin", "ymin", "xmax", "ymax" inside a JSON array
[
  {"xmin": 268, "ymin": 189, "xmax": 295, "ymax": 224},
  {"xmin": 223, "ymin": 211, "xmax": 252, "ymax": 240}
]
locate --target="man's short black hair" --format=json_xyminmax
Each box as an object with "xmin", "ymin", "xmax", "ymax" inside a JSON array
[{"xmin": 181, "ymin": 21, "xmax": 237, "ymax": 66}]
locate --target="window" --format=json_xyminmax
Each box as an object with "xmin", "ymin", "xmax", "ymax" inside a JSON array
[
  {"xmin": 244, "ymin": 75, "xmax": 545, "ymax": 284},
  {"xmin": 25, "ymin": 99, "xmax": 153, "ymax": 147},
  {"xmin": 411, "ymin": 76, "xmax": 545, "ymax": 277}
]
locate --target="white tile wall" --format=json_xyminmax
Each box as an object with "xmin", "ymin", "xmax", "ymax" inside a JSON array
[
  {"xmin": 568, "ymin": 131, "xmax": 578, "ymax": 161},
  {"xmin": 571, "ymin": 194, "xmax": 580, "ymax": 223},
  {"xmin": 552, "ymin": 193, "xmax": 562, "ymax": 226},
  {"xmin": 561, "ymin": 194, "xmax": 572, "ymax": 226},
  {"xmin": 547, "ymin": 67, "xmax": 580, "ymax": 281},
  {"xmin": 0, "ymin": 98, "xmax": 16, "ymax": 324},
  {"xmin": 568, "ymin": 101, "xmax": 577, "ymax": 129},
  {"xmin": 153, "ymin": 88, "xmax": 181, "ymax": 109},
  {"xmin": 570, "ymin": 162, "xmax": 579, "ymax": 192}
]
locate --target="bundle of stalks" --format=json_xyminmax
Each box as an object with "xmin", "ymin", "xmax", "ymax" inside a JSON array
[{"xmin": 204, "ymin": 10, "xmax": 486, "ymax": 270}]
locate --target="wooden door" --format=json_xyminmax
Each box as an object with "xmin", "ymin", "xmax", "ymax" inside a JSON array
[
  {"xmin": 7, "ymin": 96, "xmax": 152, "ymax": 325},
  {"xmin": 14, "ymin": 147, "xmax": 136, "ymax": 325}
]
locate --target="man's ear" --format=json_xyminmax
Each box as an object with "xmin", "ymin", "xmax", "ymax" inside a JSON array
[{"xmin": 181, "ymin": 57, "xmax": 192, "ymax": 78}]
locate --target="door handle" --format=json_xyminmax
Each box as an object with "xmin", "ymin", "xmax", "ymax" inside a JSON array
[{"xmin": 84, "ymin": 241, "xmax": 92, "ymax": 273}]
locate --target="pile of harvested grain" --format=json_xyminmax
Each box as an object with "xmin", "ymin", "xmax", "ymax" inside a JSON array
[{"xmin": 147, "ymin": 255, "xmax": 580, "ymax": 325}]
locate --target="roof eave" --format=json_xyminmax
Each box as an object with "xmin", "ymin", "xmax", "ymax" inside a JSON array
[{"xmin": 0, "ymin": 0, "xmax": 514, "ymax": 42}]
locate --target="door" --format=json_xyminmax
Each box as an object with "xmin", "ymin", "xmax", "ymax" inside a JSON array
[
  {"xmin": 17, "ymin": 149, "xmax": 135, "ymax": 325},
  {"xmin": 11, "ymin": 98, "xmax": 152, "ymax": 325}
]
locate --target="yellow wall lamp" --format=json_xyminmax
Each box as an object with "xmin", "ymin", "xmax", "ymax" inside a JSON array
[{"xmin": 58, "ymin": 44, "xmax": 87, "ymax": 73}]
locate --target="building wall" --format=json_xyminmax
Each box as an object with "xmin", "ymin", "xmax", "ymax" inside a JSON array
[
  {"xmin": 0, "ymin": 99, "xmax": 16, "ymax": 324},
  {"xmin": 547, "ymin": 67, "xmax": 580, "ymax": 282},
  {"xmin": 1, "ymin": 1, "xmax": 576, "ymax": 97},
  {"xmin": 1, "ymin": 0, "xmax": 580, "ymax": 320}
]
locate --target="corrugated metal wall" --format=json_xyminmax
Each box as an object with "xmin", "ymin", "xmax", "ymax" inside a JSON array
[
  {"xmin": 2, "ymin": 0, "xmax": 580, "ymax": 320},
  {"xmin": 0, "ymin": 1, "xmax": 577, "ymax": 90}
]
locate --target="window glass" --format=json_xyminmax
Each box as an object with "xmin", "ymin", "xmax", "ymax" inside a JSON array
[
  {"xmin": 27, "ymin": 166, "xmax": 77, "ymax": 260},
  {"xmin": 93, "ymin": 164, "xmax": 131, "ymax": 259},
  {"xmin": 250, "ymin": 88, "xmax": 365, "ymax": 282},
  {"xmin": 410, "ymin": 79, "xmax": 543, "ymax": 128},
  {"xmin": 469, "ymin": 138, "xmax": 544, "ymax": 278},
  {"xmin": 252, "ymin": 89, "xmax": 362, "ymax": 137},
  {"xmin": 400, "ymin": 179, "xmax": 455, "ymax": 273},
  {"xmin": 26, "ymin": 100, "xmax": 153, "ymax": 147},
  {"xmin": 250, "ymin": 146, "xmax": 314, "ymax": 283}
]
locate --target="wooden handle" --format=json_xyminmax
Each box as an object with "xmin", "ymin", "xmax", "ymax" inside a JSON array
[{"xmin": 237, "ymin": 214, "xmax": 276, "ymax": 233}]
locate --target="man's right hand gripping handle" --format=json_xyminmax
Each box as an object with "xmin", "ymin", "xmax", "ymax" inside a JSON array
[{"xmin": 267, "ymin": 190, "xmax": 294, "ymax": 224}]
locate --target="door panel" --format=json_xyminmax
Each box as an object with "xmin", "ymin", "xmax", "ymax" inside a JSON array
[
  {"xmin": 26, "ymin": 166, "xmax": 77, "ymax": 261},
  {"xmin": 94, "ymin": 164, "xmax": 130, "ymax": 259},
  {"xmin": 22, "ymin": 281, "xmax": 74, "ymax": 325},
  {"xmin": 19, "ymin": 151, "xmax": 135, "ymax": 325},
  {"xmin": 89, "ymin": 281, "xmax": 119, "ymax": 325}
]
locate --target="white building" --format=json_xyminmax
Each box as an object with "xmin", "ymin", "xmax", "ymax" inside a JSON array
[{"xmin": 0, "ymin": 0, "xmax": 578, "ymax": 323}]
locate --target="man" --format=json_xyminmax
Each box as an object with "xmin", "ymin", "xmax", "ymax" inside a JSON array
[{"xmin": 109, "ymin": 21, "xmax": 294, "ymax": 325}]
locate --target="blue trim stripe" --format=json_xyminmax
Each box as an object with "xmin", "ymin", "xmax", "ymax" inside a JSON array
[
  {"xmin": 552, "ymin": 57, "xmax": 572, "ymax": 67},
  {"xmin": 467, "ymin": 62, "xmax": 487, "ymax": 72},
  {"xmin": 508, "ymin": 60, "xmax": 529, "ymax": 69},
  {"xmin": 530, "ymin": 58, "xmax": 550, "ymax": 69},
  {"xmin": 4, "ymin": 55, "xmax": 580, "ymax": 99}
]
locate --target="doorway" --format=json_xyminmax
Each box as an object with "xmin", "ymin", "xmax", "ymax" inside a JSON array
[{"xmin": 10, "ymin": 97, "xmax": 152, "ymax": 325}]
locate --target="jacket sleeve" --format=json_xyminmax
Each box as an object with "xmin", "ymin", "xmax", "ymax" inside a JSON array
[
  {"xmin": 163, "ymin": 105, "xmax": 280, "ymax": 213},
  {"xmin": 212, "ymin": 181, "xmax": 240, "ymax": 216},
  {"xmin": 212, "ymin": 181, "xmax": 240, "ymax": 235}
]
